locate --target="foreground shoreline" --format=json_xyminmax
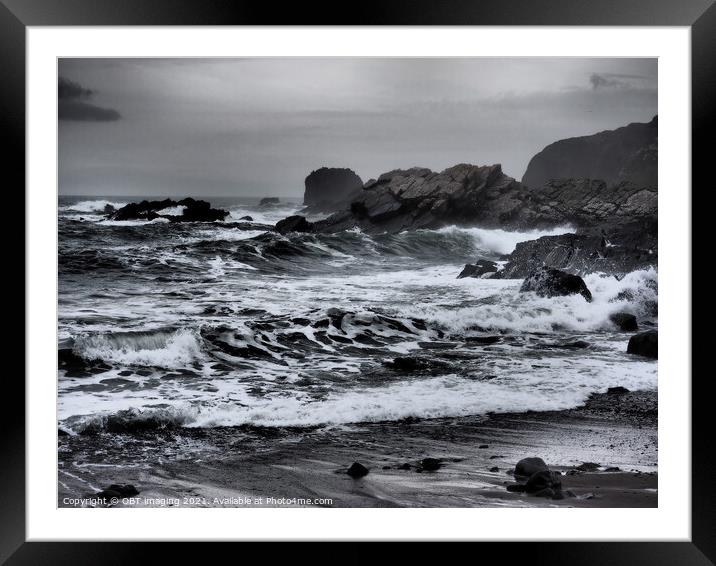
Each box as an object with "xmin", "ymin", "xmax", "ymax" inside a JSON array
[{"xmin": 58, "ymin": 390, "xmax": 657, "ymax": 508}]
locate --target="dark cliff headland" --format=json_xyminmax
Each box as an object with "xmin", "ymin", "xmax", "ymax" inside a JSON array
[{"xmin": 277, "ymin": 116, "xmax": 658, "ymax": 279}]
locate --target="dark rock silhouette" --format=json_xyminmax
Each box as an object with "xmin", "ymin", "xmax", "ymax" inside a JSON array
[
  {"xmin": 457, "ymin": 260, "xmax": 499, "ymax": 279},
  {"xmin": 346, "ymin": 462, "xmax": 369, "ymax": 478},
  {"xmin": 627, "ymin": 330, "xmax": 658, "ymax": 358},
  {"xmin": 514, "ymin": 457, "xmax": 549, "ymax": 479},
  {"xmin": 275, "ymin": 215, "xmax": 315, "ymax": 234},
  {"xmin": 304, "ymin": 167, "xmax": 363, "ymax": 212},
  {"xmin": 522, "ymin": 116, "xmax": 657, "ymax": 189},
  {"xmin": 519, "ymin": 267, "xmax": 593, "ymax": 301},
  {"xmin": 259, "ymin": 197, "xmax": 280, "ymax": 206},
  {"xmin": 610, "ymin": 312, "xmax": 638, "ymax": 331},
  {"xmin": 108, "ymin": 198, "xmax": 229, "ymax": 222}
]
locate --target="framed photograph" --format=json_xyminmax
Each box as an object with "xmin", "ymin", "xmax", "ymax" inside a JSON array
[{"xmin": 9, "ymin": 0, "xmax": 713, "ymax": 561}]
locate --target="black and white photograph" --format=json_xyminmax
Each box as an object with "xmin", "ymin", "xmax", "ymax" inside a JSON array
[{"xmin": 56, "ymin": 56, "xmax": 659, "ymax": 509}]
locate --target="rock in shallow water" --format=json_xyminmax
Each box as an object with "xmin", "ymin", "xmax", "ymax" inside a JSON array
[
  {"xmin": 627, "ymin": 330, "xmax": 658, "ymax": 358},
  {"xmin": 519, "ymin": 267, "xmax": 592, "ymax": 302},
  {"xmin": 457, "ymin": 260, "xmax": 499, "ymax": 279},
  {"xmin": 275, "ymin": 215, "xmax": 315, "ymax": 234},
  {"xmin": 610, "ymin": 312, "xmax": 638, "ymax": 331}
]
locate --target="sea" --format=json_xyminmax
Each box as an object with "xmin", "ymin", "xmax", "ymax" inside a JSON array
[{"xmin": 58, "ymin": 195, "xmax": 658, "ymax": 435}]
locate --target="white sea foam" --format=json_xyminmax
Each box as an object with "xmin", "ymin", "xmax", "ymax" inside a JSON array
[
  {"xmin": 73, "ymin": 328, "xmax": 204, "ymax": 367},
  {"xmin": 60, "ymin": 199, "xmax": 128, "ymax": 214},
  {"xmin": 434, "ymin": 225, "xmax": 574, "ymax": 255}
]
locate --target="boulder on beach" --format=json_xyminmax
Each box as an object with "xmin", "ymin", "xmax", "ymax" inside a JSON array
[
  {"xmin": 514, "ymin": 457, "xmax": 549, "ymax": 479},
  {"xmin": 457, "ymin": 260, "xmax": 499, "ymax": 279},
  {"xmin": 275, "ymin": 215, "xmax": 315, "ymax": 234},
  {"xmin": 108, "ymin": 198, "xmax": 229, "ymax": 222},
  {"xmin": 525, "ymin": 470, "xmax": 562, "ymax": 494},
  {"xmin": 610, "ymin": 312, "xmax": 638, "ymax": 331},
  {"xmin": 304, "ymin": 167, "xmax": 364, "ymax": 212},
  {"xmin": 346, "ymin": 462, "xmax": 369, "ymax": 478},
  {"xmin": 259, "ymin": 197, "xmax": 280, "ymax": 206},
  {"xmin": 627, "ymin": 330, "xmax": 658, "ymax": 358},
  {"xmin": 419, "ymin": 458, "xmax": 443, "ymax": 471},
  {"xmin": 519, "ymin": 267, "xmax": 593, "ymax": 302}
]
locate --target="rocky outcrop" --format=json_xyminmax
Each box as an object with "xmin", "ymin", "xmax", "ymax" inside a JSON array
[
  {"xmin": 498, "ymin": 221, "xmax": 657, "ymax": 278},
  {"xmin": 275, "ymin": 215, "xmax": 315, "ymax": 234},
  {"xmin": 108, "ymin": 198, "xmax": 229, "ymax": 222},
  {"xmin": 457, "ymin": 260, "xmax": 499, "ymax": 279},
  {"xmin": 304, "ymin": 167, "xmax": 363, "ymax": 212},
  {"xmin": 259, "ymin": 197, "xmax": 280, "ymax": 206},
  {"xmin": 525, "ymin": 178, "xmax": 656, "ymax": 227},
  {"xmin": 519, "ymin": 267, "xmax": 592, "ymax": 301},
  {"xmin": 309, "ymin": 164, "xmax": 537, "ymax": 234},
  {"xmin": 627, "ymin": 330, "xmax": 658, "ymax": 358},
  {"xmin": 522, "ymin": 116, "xmax": 657, "ymax": 189}
]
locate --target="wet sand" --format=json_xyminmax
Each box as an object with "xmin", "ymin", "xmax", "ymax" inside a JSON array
[{"xmin": 58, "ymin": 390, "xmax": 657, "ymax": 508}]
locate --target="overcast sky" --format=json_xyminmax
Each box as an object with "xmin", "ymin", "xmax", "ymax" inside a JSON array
[{"xmin": 58, "ymin": 58, "xmax": 657, "ymax": 197}]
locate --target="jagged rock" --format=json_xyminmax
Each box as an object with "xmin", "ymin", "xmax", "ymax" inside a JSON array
[
  {"xmin": 304, "ymin": 167, "xmax": 364, "ymax": 211},
  {"xmin": 311, "ymin": 164, "xmax": 535, "ymax": 234},
  {"xmin": 103, "ymin": 204, "xmax": 116, "ymax": 215},
  {"xmin": 275, "ymin": 215, "xmax": 315, "ymax": 234},
  {"xmin": 519, "ymin": 267, "xmax": 592, "ymax": 301},
  {"xmin": 522, "ymin": 116, "xmax": 657, "ymax": 188},
  {"xmin": 500, "ymin": 222, "xmax": 657, "ymax": 278},
  {"xmin": 457, "ymin": 260, "xmax": 499, "ymax": 279},
  {"xmin": 108, "ymin": 198, "xmax": 229, "ymax": 222},
  {"xmin": 627, "ymin": 330, "xmax": 658, "ymax": 358},
  {"xmin": 259, "ymin": 197, "xmax": 280, "ymax": 206},
  {"xmin": 610, "ymin": 312, "xmax": 638, "ymax": 331},
  {"xmin": 239, "ymin": 215, "xmax": 253, "ymax": 221},
  {"xmin": 524, "ymin": 178, "xmax": 656, "ymax": 226}
]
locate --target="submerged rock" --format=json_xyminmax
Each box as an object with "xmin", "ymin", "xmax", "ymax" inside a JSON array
[
  {"xmin": 610, "ymin": 312, "xmax": 638, "ymax": 331},
  {"xmin": 627, "ymin": 330, "xmax": 658, "ymax": 358},
  {"xmin": 519, "ymin": 267, "xmax": 592, "ymax": 302},
  {"xmin": 457, "ymin": 260, "xmax": 499, "ymax": 279},
  {"xmin": 346, "ymin": 462, "xmax": 369, "ymax": 478}
]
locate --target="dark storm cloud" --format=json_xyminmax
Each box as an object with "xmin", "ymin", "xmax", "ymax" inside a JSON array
[
  {"xmin": 58, "ymin": 58, "xmax": 656, "ymax": 197},
  {"xmin": 58, "ymin": 76, "xmax": 121, "ymax": 122}
]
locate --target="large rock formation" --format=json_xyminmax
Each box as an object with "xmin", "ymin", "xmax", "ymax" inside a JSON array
[
  {"xmin": 303, "ymin": 167, "xmax": 364, "ymax": 212},
  {"xmin": 108, "ymin": 198, "xmax": 229, "ymax": 222},
  {"xmin": 309, "ymin": 164, "xmax": 536, "ymax": 234},
  {"xmin": 522, "ymin": 116, "xmax": 657, "ymax": 189},
  {"xmin": 499, "ymin": 221, "xmax": 657, "ymax": 278},
  {"xmin": 525, "ymin": 178, "xmax": 656, "ymax": 227}
]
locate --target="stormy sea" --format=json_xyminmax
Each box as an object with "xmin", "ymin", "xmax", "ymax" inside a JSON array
[{"xmin": 58, "ymin": 196, "xmax": 658, "ymax": 508}]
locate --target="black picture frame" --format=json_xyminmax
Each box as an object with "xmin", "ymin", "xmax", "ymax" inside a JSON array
[{"xmin": 5, "ymin": 0, "xmax": 713, "ymax": 562}]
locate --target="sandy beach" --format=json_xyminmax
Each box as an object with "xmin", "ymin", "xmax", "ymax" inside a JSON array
[{"xmin": 58, "ymin": 390, "xmax": 656, "ymax": 508}]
